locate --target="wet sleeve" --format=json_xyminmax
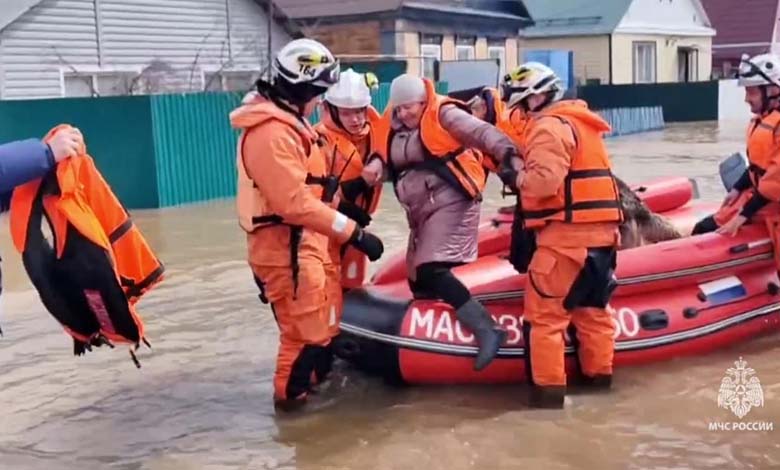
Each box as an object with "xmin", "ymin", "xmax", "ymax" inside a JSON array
[
  {"xmin": 0, "ymin": 139, "xmax": 55, "ymax": 194},
  {"xmin": 740, "ymin": 193, "xmax": 769, "ymax": 219},
  {"xmin": 732, "ymin": 169, "xmax": 752, "ymax": 192},
  {"xmin": 520, "ymin": 117, "xmax": 574, "ymax": 198},
  {"xmin": 439, "ymin": 104, "xmax": 518, "ymax": 163},
  {"xmin": 243, "ymin": 124, "xmax": 357, "ymax": 243}
]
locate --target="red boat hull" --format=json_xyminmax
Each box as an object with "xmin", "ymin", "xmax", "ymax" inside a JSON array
[{"xmin": 333, "ymin": 178, "xmax": 780, "ymax": 385}]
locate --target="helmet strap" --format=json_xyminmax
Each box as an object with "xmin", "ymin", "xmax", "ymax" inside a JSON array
[
  {"xmin": 759, "ymin": 85, "xmax": 780, "ymax": 113},
  {"xmin": 524, "ymin": 91, "xmax": 556, "ymax": 113},
  {"xmin": 327, "ymin": 102, "xmax": 346, "ymax": 131}
]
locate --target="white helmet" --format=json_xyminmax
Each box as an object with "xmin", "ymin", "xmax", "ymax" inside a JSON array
[
  {"xmin": 501, "ymin": 62, "xmax": 563, "ymax": 109},
  {"xmin": 324, "ymin": 69, "xmax": 378, "ymax": 108},
  {"xmin": 273, "ymin": 38, "xmax": 340, "ymax": 88},
  {"xmin": 738, "ymin": 53, "xmax": 780, "ymax": 88}
]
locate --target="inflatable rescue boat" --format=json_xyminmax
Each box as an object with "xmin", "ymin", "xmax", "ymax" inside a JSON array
[
  {"xmin": 371, "ymin": 176, "xmax": 714, "ymax": 285},
  {"xmin": 332, "ymin": 177, "xmax": 780, "ymax": 384}
]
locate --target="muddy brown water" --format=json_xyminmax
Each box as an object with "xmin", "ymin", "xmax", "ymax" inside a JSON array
[{"xmin": 0, "ymin": 121, "xmax": 777, "ymax": 470}]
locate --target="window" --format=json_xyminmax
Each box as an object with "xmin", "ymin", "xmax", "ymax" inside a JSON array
[
  {"xmin": 62, "ymin": 71, "xmax": 137, "ymax": 97},
  {"xmin": 488, "ymin": 45, "xmax": 506, "ymax": 80},
  {"xmin": 420, "ymin": 44, "xmax": 442, "ymax": 79},
  {"xmin": 677, "ymin": 47, "xmax": 699, "ymax": 82},
  {"xmin": 456, "ymin": 45, "xmax": 475, "ymax": 61},
  {"xmin": 633, "ymin": 42, "xmax": 657, "ymax": 84},
  {"xmin": 456, "ymin": 35, "xmax": 475, "ymax": 61},
  {"xmin": 204, "ymin": 70, "xmax": 259, "ymax": 92}
]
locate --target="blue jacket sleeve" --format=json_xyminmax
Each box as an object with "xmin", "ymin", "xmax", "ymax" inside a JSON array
[{"xmin": 0, "ymin": 139, "xmax": 55, "ymax": 194}]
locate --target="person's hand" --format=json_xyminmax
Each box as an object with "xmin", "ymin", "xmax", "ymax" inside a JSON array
[
  {"xmin": 47, "ymin": 128, "xmax": 84, "ymax": 162},
  {"xmin": 348, "ymin": 227, "xmax": 384, "ymax": 261},
  {"xmin": 716, "ymin": 214, "xmax": 747, "ymax": 237},
  {"xmin": 721, "ymin": 188, "xmax": 740, "ymax": 208},
  {"xmin": 361, "ymin": 157, "xmax": 384, "ymax": 185}
]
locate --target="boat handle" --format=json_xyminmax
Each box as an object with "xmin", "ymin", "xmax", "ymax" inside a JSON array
[{"xmin": 729, "ymin": 238, "xmax": 772, "ymax": 254}]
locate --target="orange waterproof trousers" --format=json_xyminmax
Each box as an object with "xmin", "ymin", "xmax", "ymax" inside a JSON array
[
  {"xmin": 524, "ymin": 245, "xmax": 616, "ymax": 387},
  {"xmin": 253, "ymin": 262, "xmax": 339, "ymax": 401}
]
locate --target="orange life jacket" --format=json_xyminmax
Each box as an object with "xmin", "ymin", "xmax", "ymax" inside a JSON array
[
  {"xmin": 10, "ymin": 125, "xmax": 164, "ymax": 365},
  {"xmin": 315, "ymin": 106, "xmax": 386, "ymax": 215},
  {"xmin": 521, "ymin": 101, "xmax": 623, "ymax": 229},
  {"xmin": 386, "ymin": 78, "xmax": 486, "ymax": 200},
  {"xmin": 235, "ymin": 99, "xmax": 338, "ymax": 298},
  {"xmin": 746, "ymin": 110, "xmax": 780, "ymax": 200}
]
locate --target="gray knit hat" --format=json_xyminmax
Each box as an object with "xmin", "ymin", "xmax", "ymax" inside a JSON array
[{"xmin": 389, "ymin": 74, "xmax": 426, "ymax": 106}]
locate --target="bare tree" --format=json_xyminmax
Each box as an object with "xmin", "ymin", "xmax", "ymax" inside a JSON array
[{"xmin": 50, "ymin": 45, "xmax": 99, "ymax": 97}]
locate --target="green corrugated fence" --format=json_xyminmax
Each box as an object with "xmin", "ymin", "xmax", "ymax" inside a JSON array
[
  {"xmin": 0, "ymin": 95, "xmax": 159, "ymax": 209},
  {"xmin": 599, "ymin": 106, "xmax": 665, "ymax": 138},
  {"xmin": 0, "ymin": 82, "xmax": 450, "ymax": 209}
]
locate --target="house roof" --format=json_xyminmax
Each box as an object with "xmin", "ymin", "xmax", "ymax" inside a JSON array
[
  {"xmin": 1, "ymin": 0, "xmax": 301, "ymax": 37},
  {"xmin": 275, "ymin": 0, "xmax": 530, "ymax": 22},
  {"xmin": 521, "ymin": 0, "xmax": 634, "ymax": 37},
  {"xmin": 0, "ymin": 0, "xmax": 41, "ymax": 32},
  {"xmin": 701, "ymin": 0, "xmax": 778, "ymax": 58}
]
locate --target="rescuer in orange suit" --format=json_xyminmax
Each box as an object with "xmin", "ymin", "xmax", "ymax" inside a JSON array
[
  {"xmin": 498, "ymin": 62, "xmax": 624, "ymax": 409},
  {"xmin": 230, "ymin": 38, "xmax": 385, "ymax": 412},
  {"xmin": 691, "ymin": 53, "xmax": 780, "ymax": 239},
  {"xmin": 314, "ymin": 68, "xmax": 387, "ymax": 346}
]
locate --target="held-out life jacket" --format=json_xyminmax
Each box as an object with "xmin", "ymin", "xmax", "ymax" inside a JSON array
[
  {"xmin": 520, "ymin": 101, "xmax": 624, "ymax": 229},
  {"xmin": 385, "ymin": 78, "xmax": 487, "ymax": 201},
  {"xmin": 9, "ymin": 125, "xmax": 164, "ymax": 367}
]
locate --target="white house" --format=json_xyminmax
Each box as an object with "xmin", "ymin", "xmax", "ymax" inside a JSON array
[
  {"xmin": 520, "ymin": 0, "xmax": 716, "ymax": 85},
  {"xmin": 0, "ymin": 0, "xmax": 298, "ymax": 99}
]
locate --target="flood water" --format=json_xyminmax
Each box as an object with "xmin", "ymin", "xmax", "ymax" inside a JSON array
[{"xmin": 0, "ymin": 121, "xmax": 778, "ymax": 469}]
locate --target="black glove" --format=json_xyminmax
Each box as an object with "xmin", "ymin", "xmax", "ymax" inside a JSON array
[
  {"xmin": 498, "ymin": 147, "xmax": 522, "ymax": 189},
  {"xmin": 338, "ymin": 200, "xmax": 372, "ymax": 227},
  {"xmin": 340, "ymin": 177, "xmax": 369, "ymax": 202},
  {"xmin": 348, "ymin": 227, "xmax": 384, "ymax": 261},
  {"xmin": 498, "ymin": 167, "xmax": 519, "ymax": 189}
]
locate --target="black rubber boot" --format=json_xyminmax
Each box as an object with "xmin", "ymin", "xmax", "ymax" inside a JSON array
[
  {"xmin": 528, "ymin": 385, "xmax": 566, "ymax": 409},
  {"xmin": 578, "ymin": 374, "xmax": 612, "ymax": 390},
  {"xmin": 455, "ymin": 299, "xmax": 507, "ymax": 371}
]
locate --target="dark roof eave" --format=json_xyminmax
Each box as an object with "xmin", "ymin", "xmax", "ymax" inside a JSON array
[
  {"xmin": 283, "ymin": 9, "xmax": 400, "ymax": 24},
  {"xmin": 399, "ymin": 4, "xmax": 531, "ymax": 29}
]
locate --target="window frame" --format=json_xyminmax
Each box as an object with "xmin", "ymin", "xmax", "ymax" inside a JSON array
[
  {"xmin": 420, "ymin": 43, "xmax": 442, "ymax": 79},
  {"xmin": 487, "ymin": 45, "xmax": 506, "ymax": 80},
  {"xmin": 632, "ymin": 41, "xmax": 657, "ymax": 84},
  {"xmin": 60, "ymin": 68, "xmax": 139, "ymax": 97}
]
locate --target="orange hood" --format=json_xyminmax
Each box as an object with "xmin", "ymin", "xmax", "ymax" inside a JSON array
[
  {"xmin": 229, "ymin": 93, "xmax": 316, "ymax": 139},
  {"xmin": 539, "ymin": 99, "xmax": 612, "ymax": 134}
]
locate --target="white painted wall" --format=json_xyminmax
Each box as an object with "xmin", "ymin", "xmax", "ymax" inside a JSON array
[
  {"xmin": 615, "ymin": 0, "xmax": 714, "ymax": 36},
  {"xmin": 0, "ymin": 0, "xmax": 292, "ymax": 99},
  {"xmin": 718, "ymin": 79, "xmax": 752, "ymax": 123}
]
